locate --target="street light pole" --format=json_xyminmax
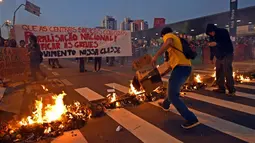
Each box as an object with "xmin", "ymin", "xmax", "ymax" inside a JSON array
[
  {"xmin": 12, "ymin": 4, "xmax": 25, "ymax": 26},
  {"xmin": 0, "ymin": 0, "xmax": 3, "ymax": 37}
]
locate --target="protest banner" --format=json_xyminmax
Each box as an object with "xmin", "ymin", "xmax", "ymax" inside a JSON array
[
  {"xmin": 14, "ymin": 25, "xmax": 132, "ymax": 58},
  {"xmin": 0, "ymin": 47, "xmax": 30, "ymax": 79}
]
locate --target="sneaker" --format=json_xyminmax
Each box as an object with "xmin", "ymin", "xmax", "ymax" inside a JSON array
[
  {"xmin": 158, "ymin": 102, "xmax": 170, "ymax": 111},
  {"xmin": 227, "ymin": 90, "xmax": 236, "ymax": 96},
  {"xmin": 181, "ymin": 120, "xmax": 200, "ymax": 129},
  {"xmin": 212, "ymin": 88, "xmax": 226, "ymax": 94}
]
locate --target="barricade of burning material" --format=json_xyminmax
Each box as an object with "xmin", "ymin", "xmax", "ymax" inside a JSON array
[
  {"xmin": 0, "ymin": 91, "xmax": 93, "ymax": 143},
  {"xmin": 181, "ymin": 74, "xmax": 207, "ymax": 92},
  {"xmin": 131, "ymin": 54, "xmax": 170, "ymax": 101},
  {"xmin": 101, "ymin": 85, "xmax": 167, "ymax": 109}
]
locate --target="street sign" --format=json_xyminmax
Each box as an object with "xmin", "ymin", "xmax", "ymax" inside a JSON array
[{"xmin": 25, "ymin": 1, "xmax": 40, "ymax": 16}]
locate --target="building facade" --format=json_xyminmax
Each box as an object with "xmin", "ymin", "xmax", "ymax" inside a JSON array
[
  {"xmin": 120, "ymin": 18, "xmax": 149, "ymax": 32},
  {"xmin": 101, "ymin": 16, "xmax": 117, "ymax": 30},
  {"xmin": 120, "ymin": 18, "xmax": 133, "ymax": 30}
]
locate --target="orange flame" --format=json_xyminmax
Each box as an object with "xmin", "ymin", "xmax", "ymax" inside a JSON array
[
  {"xmin": 195, "ymin": 74, "xmax": 202, "ymax": 83},
  {"xmin": 19, "ymin": 91, "xmax": 68, "ymax": 126},
  {"xmin": 129, "ymin": 82, "xmax": 146, "ymax": 102}
]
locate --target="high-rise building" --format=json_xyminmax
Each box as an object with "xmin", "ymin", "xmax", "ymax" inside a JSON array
[
  {"xmin": 120, "ymin": 18, "xmax": 133, "ymax": 30},
  {"xmin": 131, "ymin": 20, "xmax": 149, "ymax": 32},
  {"xmin": 101, "ymin": 16, "xmax": 117, "ymax": 30},
  {"xmin": 120, "ymin": 18, "xmax": 148, "ymax": 32}
]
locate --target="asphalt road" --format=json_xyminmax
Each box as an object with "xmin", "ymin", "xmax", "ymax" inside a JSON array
[{"xmin": 0, "ymin": 59, "xmax": 255, "ymax": 143}]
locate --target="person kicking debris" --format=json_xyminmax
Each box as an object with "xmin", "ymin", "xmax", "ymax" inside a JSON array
[{"xmin": 151, "ymin": 27, "xmax": 199, "ymax": 129}]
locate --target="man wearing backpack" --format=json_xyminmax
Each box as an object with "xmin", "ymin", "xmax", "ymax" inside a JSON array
[
  {"xmin": 151, "ymin": 27, "xmax": 199, "ymax": 129},
  {"xmin": 206, "ymin": 24, "xmax": 236, "ymax": 96}
]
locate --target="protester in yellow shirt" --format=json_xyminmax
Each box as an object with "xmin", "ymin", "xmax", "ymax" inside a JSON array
[{"xmin": 151, "ymin": 27, "xmax": 199, "ymax": 129}]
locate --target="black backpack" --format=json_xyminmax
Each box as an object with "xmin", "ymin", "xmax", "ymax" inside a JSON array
[{"xmin": 172, "ymin": 38, "xmax": 197, "ymax": 60}]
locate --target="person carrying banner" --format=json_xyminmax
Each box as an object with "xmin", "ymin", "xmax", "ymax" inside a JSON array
[{"xmin": 28, "ymin": 35, "xmax": 47, "ymax": 82}]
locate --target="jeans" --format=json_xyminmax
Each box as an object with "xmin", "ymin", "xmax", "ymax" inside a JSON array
[
  {"xmin": 216, "ymin": 54, "xmax": 235, "ymax": 92},
  {"xmin": 162, "ymin": 66, "xmax": 198, "ymax": 122}
]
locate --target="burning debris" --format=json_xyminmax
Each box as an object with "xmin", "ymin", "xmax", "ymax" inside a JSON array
[
  {"xmin": 211, "ymin": 67, "xmax": 253, "ymax": 84},
  {"xmin": 0, "ymin": 91, "xmax": 92, "ymax": 143},
  {"xmin": 181, "ymin": 74, "xmax": 207, "ymax": 92}
]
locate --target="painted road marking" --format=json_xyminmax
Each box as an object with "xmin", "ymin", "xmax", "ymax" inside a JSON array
[
  {"xmin": 75, "ymin": 87, "xmax": 182, "ymax": 143},
  {"xmin": 236, "ymin": 84, "xmax": 255, "ymax": 90},
  {"xmin": 61, "ymin": 79, "xmax": 73, "ymax": 86},
  {"xmin": 107, "ymin": 83, "xmax": 255, "ymax": 115},
  {"xmin": 106, "ymin": 83, "xmax": 255, "ymax": 143},
  {"xmin": 52, "ymin": 72, "xmax": 60, "ymax": 76},
  {"xmin": 206, "ymin": 87, "xmax": 255, "ymax": 100},
  {"xmin": 75, "ymin": 87, "xmax": 104, "ymax": 101},
  {"xmin": 53, "ymin": 79, "xmax": 64, "ymax": 87},
  {"xmin": 51, "ymin": 129, "xmax": 88, "ymax": 143},
  {"xmin": 163, "ymin": 77, "xmax": 254, "ymax": 91},
  {"xmin": 0, "ymin": 87, "xmax": 6, "ymax": 101}
]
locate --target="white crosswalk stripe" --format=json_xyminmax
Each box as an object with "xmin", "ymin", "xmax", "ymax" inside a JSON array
[
  {"xmin": 51, "ymin": 130, "xmax": 88, "ymax": 143},
  {"xmin": 206, "ymin": 87, "xmax": 255, "ymax": 100},
  {"xmin": 236, "ymin": 84, "xmax": 255, "ymax": 90},
  {"xmin": 52, "ymin": 72, "xmax": 60, "ymax": 76},
  {"xmin": 46, "ymin": 80, "xmax": 255, "ymax": 143},
  {"xmin": 75, "ymin": 87, "xmax": 182, "ymax": 143},
  {"xmin": 105, "ymin": 83, "xmax": 255, "ymax": 143}
]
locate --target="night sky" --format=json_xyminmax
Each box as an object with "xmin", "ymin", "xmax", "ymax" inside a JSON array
[{"xmin": 1, "ymin": 0, "xmax": 255, "ymax": 28}]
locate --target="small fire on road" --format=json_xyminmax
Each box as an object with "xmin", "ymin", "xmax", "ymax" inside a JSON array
[{"xmin": 0, "ymin": 86, "xmax": 92, "ymax": 142}]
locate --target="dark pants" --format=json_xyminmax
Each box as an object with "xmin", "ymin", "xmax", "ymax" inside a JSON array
[
  {"xmin": 163, "ymin": 66, "xmax": 198, "ymax": 122},
  {"xmin": 30, "ymin": 63, "xmax": 46, "ymax": 81},
  {"xmin": 120, "ymin": 57, "xmax": 125, "ymax": 66},
  {"xmin": 216, "ymin": 54, "xmax": 235, "ymax": 92},
  {"xmin": 109, "ymin": 57, "xmax": 115, "ymax": 66},
  {"xmin": 49, "ymin": 59, "xmax": 61, "ymax": 67},
  {"xmin": 94, "ymin": 57, "xmax": 102, "ymax": 71}
]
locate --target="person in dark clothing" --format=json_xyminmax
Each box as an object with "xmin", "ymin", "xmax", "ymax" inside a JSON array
[
  {"xmin": 94, "ymin": 57, "xmax": 102, "ymax": 72},
  {"xmin": 9, "ymin": 39, "xmax": 17, "ymax": 48},
  {"xmin": 0, "ymin": 37, "xmax": 5, "ymax": 47},
  {"xmin": 28, "ymin": 35, "xmax": 47, "ymax": 82},
  {"xmin": 50, "ymin": 59, "xmax": 62, "ymax": 68},
  {"xmin": 206, "ymin": 24, "xmax": 236, "ymax": 96}
]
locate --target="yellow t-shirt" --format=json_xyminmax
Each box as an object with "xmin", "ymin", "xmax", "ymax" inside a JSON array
[{"xmin": 163, "ymin": 33, "xmax": 191, "ymax": 69}]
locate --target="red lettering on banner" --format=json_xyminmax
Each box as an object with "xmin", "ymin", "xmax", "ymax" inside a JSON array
[
  {"xmin": 22, "ymin": 25, "xmax": 38, "ymax": 32},
  {"xmin": 74, "ymin": 41, "xmax": 98, "ymax": 48},
  {"xmin": 64, "ymin": 42, "xmax": 73, "ymax": 48},
  {"xmin": 37, "ymin": 34, "xmax": 55, "ymax": 43},
  {"xmin": 32, "ymin": 26, "xmax": 37, "ymax": 31},
  {"xmin": 55, "ymin": 33, "xmax": 78, "ymax": 42},
  {"xmin": 80, "ymin": 33, "xmax": 115, "ymax": 42},
  {"xmin": 22, "ymin": 25, "xmax": 29, "ymax": 31},
  {"xmin": 39, "ymin": 26, "xmax": 47, "ymax": 32},
  {"xmin": 40, "ymin": 43, "xmax": 61, "ymax": 50}
]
